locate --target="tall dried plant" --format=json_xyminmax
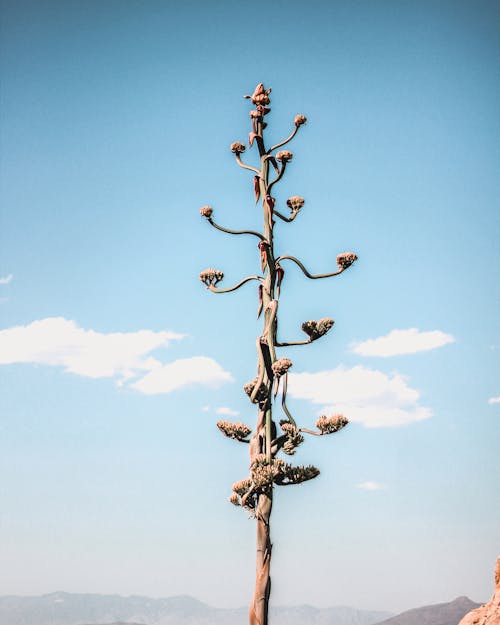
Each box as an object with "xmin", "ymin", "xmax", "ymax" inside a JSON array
[{"xmin": 199, "ymin": 83, "xmax": 357, "ymax": 625}]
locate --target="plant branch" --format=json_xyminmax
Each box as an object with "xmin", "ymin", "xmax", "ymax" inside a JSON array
[
  {"xmin": 235, "ymin": 154, "xmax": 261, "ymax": 175},
  {"xmin": 276, "ymin": 339, "xmax": 311, "ymax": 347},
  {"xmin": 299, "ymin": 427, "xmax": 323, "ymax": 437},
  {"xmin": 281, "ymin": 376, "xmax": 296, "ymax": 427},
  {"xmin": 268, "ymin": 126, "xmax": 299, "ymax": 153},
  {"xmin": 208, "ymin": 275, "xmax": 263, "ymax": 294},
  {"xmin": 207, "ymin": 218, "xmax": 265, "ymax": 241},
  {"xmin": 267, "ymin": 162, "xmax": 287, "ymax": 194},
  {"xmin": 273, "ymin": 209, "xmax": 298, "ymax": 223},
  {"xmin": 275, "ymin": 255, "xmax": 343, "ymax": 280}
]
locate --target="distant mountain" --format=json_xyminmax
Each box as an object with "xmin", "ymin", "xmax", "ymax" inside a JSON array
[
  {"xmin": 0, "ymin": 592, "xmax": 392, "ymax": 625},
  {"xmin": 458, "ymin": 556, "xmax": 500, "ymax": 625},
  {"xmin": 372, "ymin": 596, "xmax": 481, "ymax": 625}
]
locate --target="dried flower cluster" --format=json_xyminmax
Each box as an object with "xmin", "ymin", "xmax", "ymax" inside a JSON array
[
  {"xmin": 199, "ymin": 205, "xmax": 213, "ymax": 218},
  {"xmin": 280, "ymin": 421, "xmax": 304, "ymax": 455},
  {"xmin": 251, "ymin": 455, "xmax": 286, "ymax": 489},
  {"xmin": 287, "ymin": 196, "xmax": 305, "ymax": 212},
  {"xmin": 336, "ymin": 252, "xmax": 358, "ymax": 270},
  {"xmin": 275, "ymin": 463, "xmax": 320, "ymax": 485},
  {"xmin": 230, "ymin": 142, "xmax": 246, "ymax": 154},
  {"xmin": 294, "ymin": 114, "xmax": 307, "ymax": 127},
  {"xmin": 316, "ymin": 414, "xmax": 349, "ymax": 434},
  {"xmin": 244, "ymin": 83, "xmax": 272, "ymax": 106},
  {"xmin": 199, "ymin": 268, "xmax": 224, "ymax": 287},
  {"xmin": 272, "ymin": 357, "xmax": 293, "ymax": 377},
  {"xmin": 228, "ymin": 493, "xmax": 240, "ymax": 506},
  {"xmin": 217, "ymin": 420, "xmax": 252, "ymax": 441},
  {"xmin": 301, "ymin": 317, "xmax": 335, "ymax": 341},
  {"xmin": 243, "ymin": 377, "xmax": 269, "ymax": 403},
  {"xmin": 232, "ymin": 478, "xmax": 252, "ymax": 496},
  {"xmin": 276, "ymin": 150, "xmax": 293, "ymax": 163}
]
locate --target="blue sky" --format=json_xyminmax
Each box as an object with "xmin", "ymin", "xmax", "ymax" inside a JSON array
[{"xmin": 0, "ymin": 0, "xmax": 499, "ymax": 614}]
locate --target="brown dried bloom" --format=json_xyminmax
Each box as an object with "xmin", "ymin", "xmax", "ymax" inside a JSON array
[
  {"xmin": 232, "ymin": 478, "xmax": 252, "ymax": 496},
  {"xmin": 254, "ymin": 92, "xmax": 270, "ymax": 106},
  {"xmin": 199, "ymin": 205, "xmax": 213, "ymax": 218},
  {"xmin": 217, "ymin": 420, "xmax": 252, "ymax": 441},
  {"xmin": 249, "ymin": 109, "xmax": 261, "ymax": 119},
  {"xmin": 244, "ymin": 83, "xmax": 272, "ymax": 106},
  {"xmin": 230, "ymin": 141, "xmax": 246, "ymax": 154},
  {"xmin": 280, "ymin": 422, "xmax": 304, "ymax": 455},
  {"xmin": 276, "ymin": 464, "xmax": 320, "ymax": 485},
  {"xmin": 251, "ymin": 455, "xmax": 286, "ymax": 489},
  {"xmin": 294, "ymin": 114, "xmax": 307, "ymax": 127},
  {"xmin": 229, "ymin": 493, "xmax": 241, "ymax": 506},
  {"xmin": 276, "ymin": 150, "xmax": 293, "ymax": 163},
  {"xmin": 272, "ymin": 357, "xmax": 293, "ymax": 377},
  {"xmin": 317, "ymin": 317, "xmax": 335, "ymax": 335},
  {"xmin": 301, "ymin": 317, "xmax": 335, "ymax": 341},
  {"xmin": 316, "ymin": 414, "xmax": 349, "ymax": 434},
  {"xmin": 336, "ymin": 252, "xmax": 358, "ymax": 270},
  {"xmin": 244, "ymin": 377, "xmax": 269, "ymax": 403},
  {"xmin": 286, "ymin": 196, "xmax": 305, "ymax": 212},
  {"xmin": 199, "ymin": 268, "xmax": 224, "ymax": 287}
]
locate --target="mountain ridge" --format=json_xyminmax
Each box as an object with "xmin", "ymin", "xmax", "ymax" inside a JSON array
[
  {"xmin": 0, "ymin": 591, "xmax": 391, "ymax": 625},
  {"xmin": 0, "ymin": 591, "xmax": 483, "ymax": 625}
]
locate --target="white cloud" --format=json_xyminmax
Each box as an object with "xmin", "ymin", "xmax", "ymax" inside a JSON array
[
  {"xmin": 131, "ymin": 356, "xmax": 233, "ymax": 395},
  {"xmin": 488, "ymin": 396, "xmax": 500, "ymax": 405},
  {"xmin": 0, "ymin": 317, "xmax": 232, "ymax": 394},
  {"xmin": 288, "ymin": 365, "xmax": 432, "ymax": 428},
  {"xmin": 0, "ymin": 274, "xmax": 13, "ymax": 285},
  {"xmin": 356, "ymin": 481, "xmax": 386, "ymax": 491},
  {"xmin": 351, "ymin": 328, "xmax": 455, "ymax": 357},
  {"xmin": 215, "ymin": 406, "xmax": 240, "ymax": 416},
  {"xmin": 0, "ymin": 317, "xmax": 182, "ymax": 379}
]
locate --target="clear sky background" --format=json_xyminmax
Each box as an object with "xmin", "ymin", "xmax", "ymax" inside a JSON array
[{"xmin": 0, "ymin": 0, "xmax": 499, "ymax": 615}]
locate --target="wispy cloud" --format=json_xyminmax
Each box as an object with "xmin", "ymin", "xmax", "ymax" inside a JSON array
[
  {"xmin": 0, "ymin": 274, "xmax": 13, "ymax": 285},
  {"xmin": 0, "ymin": 317, "xmax": 232, "ymax": 394},
  {"xmin": 215, "ymin": 406, "xmax": 239, "ymax": 416},
  {"xmin": 351, "ymin": 328, "xmax": 455, "ymax": 357},
  {"xmin": 488, "ymin": 396, "xmax": 500, "ymax": 405},
  {"xmin": 288, "ymin": 365, "xmax": 432, "ymax": 428},
  {"xmin": 356, "ymin": 481, "xmax": 386, "ymax": 491}
]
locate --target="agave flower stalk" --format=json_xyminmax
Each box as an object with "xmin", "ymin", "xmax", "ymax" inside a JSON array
[{"xmin": 199, "ymin": 83, "xmax": 357, "ymax": 625}]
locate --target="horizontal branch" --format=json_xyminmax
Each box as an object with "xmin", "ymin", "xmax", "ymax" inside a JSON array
[
  {"xmin": 207, "ymin": 218, "xmax": 265, "ymax": 241},
  {"xmin": 208, "ymin": 275, "xmax": 263, "ymax": 294},
  {"xmin": 276, "ymin": 339, "xmax": 311, "ymax": 347},
  {"xmin": 275, "ymin": 255, "xmax": 343, "ymax": 280},
  {"xmin": 299, "ymin": 427, "xmax": 323, "ymax": 437}
]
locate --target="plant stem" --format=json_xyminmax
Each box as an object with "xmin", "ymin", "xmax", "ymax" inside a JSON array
[{"xmin": 249, "ymin": 117, "xmax": 276, "ymax": 625}]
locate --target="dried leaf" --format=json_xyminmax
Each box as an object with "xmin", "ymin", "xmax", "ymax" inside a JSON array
[
  {"xmin": 276, "ymin": 265, "xmax": 284, "ymax": 298},
  {"xmin": 258, "ymin": 241, "xmax": 268, "ymax": 272},
  {"xmin": 253, "ymin": 176, "xmax": 260, "ymax": 203},
  {"xmin": 257, "ymin": 284, "xmax": 263, "ymax": 319}
]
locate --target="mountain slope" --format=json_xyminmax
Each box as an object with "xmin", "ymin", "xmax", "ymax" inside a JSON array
[
  {"xmin": 458, "ymin": 556, "xmax": 500, "ymax": 625},
  {"xmin": 373, "ymin": 596, "xmax": 481, "ymax": 625}
]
